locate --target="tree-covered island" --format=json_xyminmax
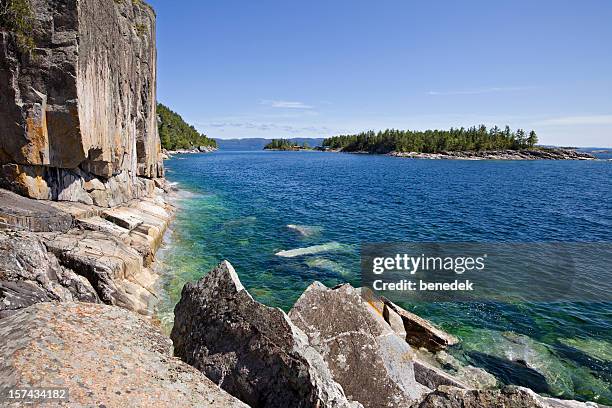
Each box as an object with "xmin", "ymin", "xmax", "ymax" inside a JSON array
[
  {"xmin": 322, "ymin": 125, "xmax": 538, "ymax": 154},
  {"xmin": 157, "ymin": 103, "xmax": 217, "ymax": 151},
  {"xmin": 264, "ymin": 139, "xmax": 312, "ymax": 150}
]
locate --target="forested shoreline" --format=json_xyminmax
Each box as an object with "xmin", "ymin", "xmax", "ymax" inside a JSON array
[
  {"xmin": 264, "ymin": 139, "xmax": 311, "ymax": 150},
  {"xmin": 157, "ymin": 103, "xmax": 217, "ymax": 150},
  {"xmin": 322, "ymin": 125, "xmax": 538, "ymax": 154}
]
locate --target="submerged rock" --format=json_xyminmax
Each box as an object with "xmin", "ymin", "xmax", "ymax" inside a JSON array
[
  {"xmin": 412, "ymin": 385, "xmax": 602, "ymax": 408},
  {"xmin": 287, "ymin": 224, "xmax": 322, "ymax": 237},
  {"xmin": 289, "ymin": 282, "xmax": 429, "ymax": 407},
  {"xmin": 0, "ymin": 302, "xmax": 247, "ymax": 407},
  {"xmin": 432, "ymin": 350, "xmax": 498, "ymax": 390},
  {"xmin": 305, "ymin": 257, "xmax": 350, "ymax": 277},
  {"xmin": 171, "ymin": 260, "xmax": 359, "ymax": 408},
  {"xmin": 275, "ymin": 242, "xmax": 344, "ymax": 257},
  {"xmin": 461, "ymin": 329, "xmax": 577, "ymax": 398}
]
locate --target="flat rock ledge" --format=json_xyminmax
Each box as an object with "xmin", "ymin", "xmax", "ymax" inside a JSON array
[
  {"xmin": 389, "ymin": 149, "xmax": 595, "ymax": 160},
  {"xmin": 0, "ymin": 302, "xmax": 247, "ymax": 408},
  {"xmin": 171, "ymin": 260, "xmax": 361, "ymax": 408},
  {"xmin": 0, "ymin": 182, "xmax": 175, "ymax": 318}
]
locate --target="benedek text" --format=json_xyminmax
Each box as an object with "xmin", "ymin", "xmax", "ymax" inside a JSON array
[{"xmin": 373, "ymin": 279, "xmax": 474, "ymax": 291}]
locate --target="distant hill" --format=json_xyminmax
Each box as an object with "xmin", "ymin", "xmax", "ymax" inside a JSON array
[
  {"xmin": 215, "ymin": 138, "xmax": 324, "ymax": 151},
  {"xmin": 157, "ymin": 103, "xmax": 217, "ymax": 150}
]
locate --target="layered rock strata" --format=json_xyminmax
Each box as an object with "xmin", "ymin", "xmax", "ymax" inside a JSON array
[
  {"xmin": 0, "ymin": 184, "xmax": 174, "ymax": 318},
  {"xmin": 0, "ymin": 0, "xmax": 162, "ymax": 206}
]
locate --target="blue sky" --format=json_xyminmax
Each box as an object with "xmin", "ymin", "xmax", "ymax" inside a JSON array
[{"xmin": 148, "ymin": 0, "xmax": 612, "ymax": 146}]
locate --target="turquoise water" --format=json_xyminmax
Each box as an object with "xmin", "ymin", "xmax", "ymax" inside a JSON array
[{"xmin": 158, "ymin": 151, "xmax": 612, "ymax": 404}]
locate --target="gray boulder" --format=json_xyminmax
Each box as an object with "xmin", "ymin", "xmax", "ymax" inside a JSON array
[
  {"xmin": 0, "ymin": 302, "xmax": 248, "ymax": 407},
  {"xmin": 171, "ymin": 260, "xmax": 359, "ymax": 408},
  {"xmin": 0, "ymin": 231, "xmax": 99, "ymax": 318},
  {"xmin": 289, "ymin": 282, "xmax": 429, "ymax": 408}
]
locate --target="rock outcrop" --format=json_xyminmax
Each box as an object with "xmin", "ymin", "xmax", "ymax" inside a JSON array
[
  {"xmin": 0, "ymin": 0, "xmax": 163, "ymax": 206},
  {"xmin": 289, "ymin": 282, "xmax": 429, "ymax": 407},
  {"xmin": 0, "ymin": 302, "xmax": 248, "ymax": 407},
  {"xmin": 0, "ymin": 188, "xmax": 73, "ymax": 232},
  {"xmin": 0, "ymin": 186, "xmax": 174, "ymax": 318},
  {"xmin": 171, "ymin": 260, "xmax": 360, "ymax": 408},
  {"xmin": 0, "ymin": 230, "xmax": 99, "ymax": 318}
]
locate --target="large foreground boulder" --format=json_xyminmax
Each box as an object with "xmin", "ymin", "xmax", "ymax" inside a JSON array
[
  {"xmin": 171, "ymin": 260, "xmax": 359, "ymax": 408},
  {"xmin": 0, "ymin": 302, "xmax": 247, "ymax": 407},
  {"xmin": 289, "ymin": 282, "xmax": 429, "ymax": 408}
]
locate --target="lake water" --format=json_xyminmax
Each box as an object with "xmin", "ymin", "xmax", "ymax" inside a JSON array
[{"xmin": 158, "ymin": 151, "xmax": 612, "ymax": 404}]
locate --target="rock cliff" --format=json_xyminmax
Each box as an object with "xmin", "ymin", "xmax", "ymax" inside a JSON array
[{"xmin": 0, "ymin": 0, "xmax": 162, "ymax": 206}]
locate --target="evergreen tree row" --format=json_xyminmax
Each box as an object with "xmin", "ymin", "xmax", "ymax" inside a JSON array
[
  {"xmin": 322, "ymin": 125, "xmax": 538, "ymax": 154},
  {"xmin": 157, "ymin": 103, "xmax": 217, "ymax": 150},
  {"xmin": 264, "ymin": 139, "xmax": 302, "ymax": 150}
]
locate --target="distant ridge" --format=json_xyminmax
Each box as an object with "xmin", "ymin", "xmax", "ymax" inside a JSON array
[{"xmin": 215, "ymin": 138, "xmax": 324, "ymax": 151}]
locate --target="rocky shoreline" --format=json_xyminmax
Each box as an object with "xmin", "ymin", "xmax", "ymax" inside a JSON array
[
  {"xmin": 0, "ymin": 182, "xmax": 176, "ymax": 319},
  {"xmin": 3, "ymin": 257, "xmax": 603, "ymax": 407},
  {"xmin": 0, "ymin": 0, "xmax": 608, "ymax": 405},
  {"xmin": 389, "ymin": 148, "xmax": 595, "ymax": 160},
  {"xmin": 162, "ymin": 146, "xmax": 218, "ymax": 159}
]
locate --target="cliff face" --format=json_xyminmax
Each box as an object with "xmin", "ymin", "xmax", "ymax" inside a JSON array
[{"xmin": 0, "ymin": 0, "xmax": 162, "ymax": 207}]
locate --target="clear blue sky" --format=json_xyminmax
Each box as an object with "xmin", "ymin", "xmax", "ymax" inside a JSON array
[{"xmin": 147, "ymin": 0, "xmax": 612, "ymax": 146}]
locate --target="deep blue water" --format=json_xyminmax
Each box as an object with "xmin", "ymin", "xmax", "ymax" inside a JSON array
[{"xmin": 159, "ymin": 151, "xmax": 612, "ymax": 404}]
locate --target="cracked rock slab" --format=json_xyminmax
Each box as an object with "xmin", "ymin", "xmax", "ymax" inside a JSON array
[
  {"xmin": 289, "ymin": 282, "xmax": 429, "ymax": 408},
  {"xmin": 381, "ymin": 296, "xmax": 459, "ymax": 351},
  {"xmin": 43, "ymin": 229, "xmax": 155, "ymax": 315}
]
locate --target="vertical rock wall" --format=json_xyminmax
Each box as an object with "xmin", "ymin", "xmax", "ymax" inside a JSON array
[{"xmin": 0, "ymin": 0, "xmax": 162, "ymax": 206}]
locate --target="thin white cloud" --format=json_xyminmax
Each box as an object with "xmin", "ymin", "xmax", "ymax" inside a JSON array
[
  {"xmin": 533, "ymin": 115, "xmax": 612, "ymax": 126},
  {"xmin": 260, "ymin": 99, "xmax": 313, "ymax": 109},
  {"xmin": 428, "ymin": 86, "xmax": 533, "ymax": 96}
]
